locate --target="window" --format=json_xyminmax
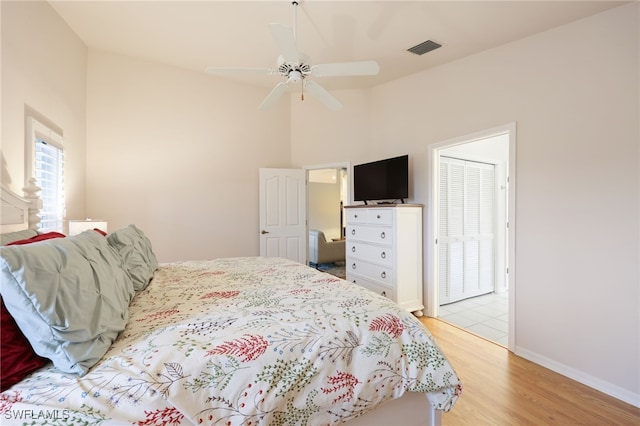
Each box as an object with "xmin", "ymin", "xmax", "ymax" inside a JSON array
[{"xmin": 26, "ymin": 118, "xmax": 65, "ymax": 232}]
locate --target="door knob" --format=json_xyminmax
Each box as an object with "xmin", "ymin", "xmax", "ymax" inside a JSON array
[{"xmin": 261, "ymin": 230, "xmax": 269, "ymax": 234}]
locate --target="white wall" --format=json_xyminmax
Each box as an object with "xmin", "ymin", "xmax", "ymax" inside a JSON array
[
  {"xmin": 440, "ymin": 134, "xmax": 509, "ymax": 162},
  {"xmin": 86, "ymin": 51, "xmax": 291, "ymax": 262},
  {"xmin": 1, "ymin": 1, "xmax": 87, "ymax": 222},
  {"xmin": 291, "ymin": 90, "xmax": 376, "ymax": 170},
  {"xmin": 291, "ymin": 3, "xmax": 639, "ymax": 405}
]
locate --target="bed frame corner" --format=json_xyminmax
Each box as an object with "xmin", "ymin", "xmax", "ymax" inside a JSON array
[{"xmin": 1, "ymin": 178, "xmax": 41, "ymax": 233}]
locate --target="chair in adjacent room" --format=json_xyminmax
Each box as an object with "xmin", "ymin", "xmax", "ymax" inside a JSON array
[{"xmin": 309, "ymin": 229, "xmax": 345, "ymax": 266}]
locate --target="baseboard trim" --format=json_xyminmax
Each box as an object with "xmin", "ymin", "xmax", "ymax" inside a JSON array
[{"xmin": 515, "ymin": 346, "xmax": 640, "ymax": 408}]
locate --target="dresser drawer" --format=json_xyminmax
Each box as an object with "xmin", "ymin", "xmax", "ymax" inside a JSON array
[
  {"xmin": 347, "ymin": 241, "xmax": 393, "ymax": 267},
  {"xmin": 345, "ymin": 209, "xmax": 368, "ymax": 224},
  {"xmin": 346, "ymin": 258, "xmax": 394, "ymax": 286},
  {"xmin": 348, "ymin": 273, "xmax": 395, "ymax": 300},
  {"xmin": 346, "ymin": 225, "xmax": 393, "ymax": 246},
  {"xmin": 366, "ymin": 208, "xmax": 393, "ymax": 225},
  {"xmin": 345, "ymin": 208, "xmax": 394, "ymax": 225}
]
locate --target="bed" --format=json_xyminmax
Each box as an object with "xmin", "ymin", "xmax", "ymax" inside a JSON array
[{"xmin": 0, "ymin": 185, "xmax": 461, "ymax": 425}]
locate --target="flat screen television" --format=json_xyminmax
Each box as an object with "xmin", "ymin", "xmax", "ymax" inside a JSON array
[{"xmin": 353, "ymin": 155, "xmax": 409, "ymax": 203}]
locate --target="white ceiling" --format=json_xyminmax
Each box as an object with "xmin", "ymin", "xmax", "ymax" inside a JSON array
[{"xmin": 49, "ymin": 0, "xmax": 627, "ymax": 91}]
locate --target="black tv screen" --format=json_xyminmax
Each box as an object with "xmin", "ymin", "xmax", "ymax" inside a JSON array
[{"xmin": 353, "ymin": 155, "xmax": 409, "ymax": 202}]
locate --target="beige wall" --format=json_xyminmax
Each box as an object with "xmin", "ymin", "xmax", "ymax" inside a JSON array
[
  {"xmin": 291, "ymin": 3, "xmax": 639, "ymax": 405},
  {"xmin": 308, "ymin": 180, "xmax": 342, "ymax": 240},
  {"xmin": 86, "ymin": 50, "xmax": 291, "ymax": 262},
  {"xmin": 1, "ymin": 0, "xmax": 87, "ymax": 222},
  {"xmin": 291, "ymin": 90, "xmax": 375, "ymax": 166}
]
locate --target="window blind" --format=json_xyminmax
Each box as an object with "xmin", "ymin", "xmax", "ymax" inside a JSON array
[
  {"xmin": 26, "ymin": 117, "xmax": 65, "ymax": 233},
  {"xmin": 34, "ymin": 138, "xmax": 65, "ymax": 232}
]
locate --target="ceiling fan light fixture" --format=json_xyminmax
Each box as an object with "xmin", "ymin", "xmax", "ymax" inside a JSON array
[{"xmin": 288, "ymin": 70, "xmax": 302, "ymax": 83}]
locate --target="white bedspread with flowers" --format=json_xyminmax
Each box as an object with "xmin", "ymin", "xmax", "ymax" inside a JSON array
[{"xmin": 1, "ymin": 257, "xmax": 461, "ymax": 425}]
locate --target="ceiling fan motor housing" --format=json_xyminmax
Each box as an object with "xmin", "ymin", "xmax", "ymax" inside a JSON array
[
  {"xmin": 277, "ymin": 54, "xmax": 311, "ymax": 81},
  {"xmin": 279, "ymin": 62, "xmax": 311, "ymax": 80}
]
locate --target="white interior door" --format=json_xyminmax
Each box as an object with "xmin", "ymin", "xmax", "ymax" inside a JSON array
[
  {"xmin": 259, "ymin": 168, "xmax": 307, "ymax": 263},
  {"xmin": 439, "ymin": 157, "xmax": 495, "ymax": 304}
]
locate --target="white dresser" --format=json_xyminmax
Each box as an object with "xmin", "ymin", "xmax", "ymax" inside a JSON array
[{"xmin": 344, "ymin": 204, "xmax": 424, "ymax": 316}]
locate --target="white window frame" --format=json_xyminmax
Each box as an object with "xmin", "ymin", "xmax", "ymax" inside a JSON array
[{"xmin": 25, "ymin": 117, "xmax": 65, "ymax": 232}]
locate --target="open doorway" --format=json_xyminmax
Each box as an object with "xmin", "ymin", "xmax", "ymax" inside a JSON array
[
  {"xmin": 427, "ymin": 123, "xmax": 516, "ymax": 351},
  {"xmin": 306, "ymin": 163, "xmax": 349, "ymax": 279}
]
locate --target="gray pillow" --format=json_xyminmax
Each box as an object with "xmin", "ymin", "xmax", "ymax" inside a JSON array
[
  {"xmin": 0, "ymin": 230, "xmax": 135, "ymax": 375},
  {"xmin": 107, "ymin": 224, "xmax": 158, "ymax": 291},
  {"xmin": 1, "ymin": 229, "xmax": 38, "ymax": 245}
]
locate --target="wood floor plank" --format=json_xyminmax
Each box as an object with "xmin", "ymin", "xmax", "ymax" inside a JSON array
[{"xmin": 420, "ymin": 318, "xmax": 640, "ymax": 425}]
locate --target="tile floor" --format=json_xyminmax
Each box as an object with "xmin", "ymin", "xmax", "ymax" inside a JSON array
[{"xmin": 439, "ymin": 292, "xmax": 509, "ymax": 346}]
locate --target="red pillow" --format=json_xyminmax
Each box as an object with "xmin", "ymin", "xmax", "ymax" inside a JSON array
[
  {"xmin": 1, "ymin": 231, "xmax": 61, "ymax": 390},
  {"xmin": 6, "ymin": 231, "xmax": 66, "ymax": 245},
  {"xmin": 1, "ymin": 297, "xmax": 49, "ymax": 391}
]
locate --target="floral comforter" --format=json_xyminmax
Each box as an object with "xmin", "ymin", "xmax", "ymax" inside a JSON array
[{"xmin": 1, "ymin": 257, "xmax": 461, "ymax": 425}]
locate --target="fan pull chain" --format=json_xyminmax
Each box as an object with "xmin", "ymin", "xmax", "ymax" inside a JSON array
[{"xmin": 301, "ymin": 81, "xmax": 305, "ymax": 101}]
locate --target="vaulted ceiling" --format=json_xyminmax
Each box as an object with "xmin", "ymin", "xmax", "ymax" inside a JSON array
[{"xmin": 49, "ymin": 1, "xmax": 627, "ymax": 90}]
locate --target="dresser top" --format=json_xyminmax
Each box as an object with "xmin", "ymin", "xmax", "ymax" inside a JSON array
[{"xmin": 345, "ymin": 204, "xmax": 423, "ymax": 209}]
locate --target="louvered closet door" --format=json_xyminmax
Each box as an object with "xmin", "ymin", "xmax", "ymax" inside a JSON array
[
  {"xmin": 439, "ymin": 158, "xmax": 465, "ymax": 303},
  {"xmin": 439, "ymin": 157, "xmax": 495, "ymax": 305},
  {"xmin": 477, "ymin": 164, "xmax": 495, "ymax": 293}
]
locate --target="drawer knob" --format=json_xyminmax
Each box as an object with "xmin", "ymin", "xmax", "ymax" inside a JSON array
[
  {"xmin": 352, "ymin": 263, "xmax": 357, "ymax": 270},
  {"xmin": 351, "ymin": 246, "xmax": 356, "ymax": 253},
  {"xmin": 381, "ymin": 271, "xmax": 386, "ymax": 279},
  {"xmin": 380, "ymin": 251, "xmax": 386, "ymax": 259},
  {"xmin": 354, "ymin": 214, "xmax": 358, "ymax": 218},
  {"xmin": 351, "ymin": 229, "xmax": 356, "ymax": 235},
  {"xmin": 380, "ymin": 231, "xmax": 386, "ymax": 239},
  {"xmin": 377, "ymin": 214, "xmax": 381, "ymax": 219},
  {"xmin": 381, "ymin": 291, "xmax": 387, "ymax": 297}
]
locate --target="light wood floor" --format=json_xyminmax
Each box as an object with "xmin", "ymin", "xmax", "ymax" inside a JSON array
[{"xmin": 420, "ymin": 318, "xmax": 640, "ymax": 425}]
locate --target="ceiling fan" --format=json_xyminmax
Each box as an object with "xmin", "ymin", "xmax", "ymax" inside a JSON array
[{"xmin": 205, "ymin": 1, "xmax": 380, "ymax": 111}]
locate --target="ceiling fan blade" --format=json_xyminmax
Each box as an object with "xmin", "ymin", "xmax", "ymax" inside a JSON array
[
  {"xmin": 258, "ymin": 81, "xmax": 290, "ymax": 110},
  {"xmin": 205, "ymin": 67, "xmax": 275, "ymax": 75},
  {"xmin": 304, "ymin": 80, "xmax": 343, "ymax": 111},
  {"xmin": 312, "ymin": 60, "xmax": 380, "ymax": 77},
  {"xmin": 269, "ymin": 23, "xmax": 301, "ymax": 64}
]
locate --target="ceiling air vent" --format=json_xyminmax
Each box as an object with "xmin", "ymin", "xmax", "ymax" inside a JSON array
[{"xmin": 407, "ymin": 40, "xmax": 442, "ymax": 56}]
